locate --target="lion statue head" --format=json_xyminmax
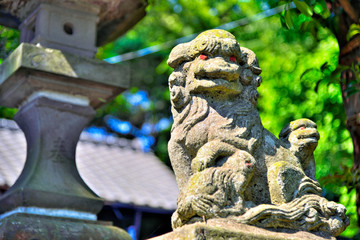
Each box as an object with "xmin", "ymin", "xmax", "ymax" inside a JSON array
[{"xmin": 167, "ymin": 29, "xmax": 263, "ymax": 140}]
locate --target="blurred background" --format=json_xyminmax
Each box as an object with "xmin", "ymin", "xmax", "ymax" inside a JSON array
[{"xmin": 0, "ymin": 0, "xmax": 359, "ymax": 239}]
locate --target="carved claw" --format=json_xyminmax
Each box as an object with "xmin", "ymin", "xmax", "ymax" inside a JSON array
[
  {"xmin": 304, "ymin": 208, "xmax": 319, "ymax": 224},
  {"xmin": 316, "ymin": 198, "xmax": 350, "ymax": 236},
  {"xmin": 325, "ymin": 201, "xmax": 347, "ymax": 220}
]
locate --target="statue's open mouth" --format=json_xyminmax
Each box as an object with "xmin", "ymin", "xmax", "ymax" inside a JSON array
[
  {"xmin": 300, "ymin": 136, "xmax": 319, "ymax": 144},
  {"xmin": 190, "ymin": 77, "xmax": 243, "ymax": 95},
  {"xmin": 296, "ymin": 130, "xmax": 320, "ymax": 144}
]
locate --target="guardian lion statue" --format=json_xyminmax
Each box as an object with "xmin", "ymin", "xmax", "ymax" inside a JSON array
[{"xmin": 167, "ymin": 29, "xmax": 349, "ymax": 236}]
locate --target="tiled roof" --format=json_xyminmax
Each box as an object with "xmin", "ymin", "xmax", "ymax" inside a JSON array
[{"xmin": 0, "ymin": 119, "xmax": 178, "ymax": 210}]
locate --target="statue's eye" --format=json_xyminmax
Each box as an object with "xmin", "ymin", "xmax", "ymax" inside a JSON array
[
  {"xmin": 199, "ymin": 54, "xmax": 208, "ymax": 60},
  {"xmin": 230, "ymin": 56, "xmax": 236, "ymax": 63}
]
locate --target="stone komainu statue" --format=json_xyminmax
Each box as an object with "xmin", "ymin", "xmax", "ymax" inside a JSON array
[{"xmin": 167, "ymin": 29, "xmax": 349, "ymax": 236}]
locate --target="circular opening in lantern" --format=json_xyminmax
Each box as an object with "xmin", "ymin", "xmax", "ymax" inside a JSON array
[{"xmin": 63, "ymin": 23, "xmax": 74, "ymax": 35}]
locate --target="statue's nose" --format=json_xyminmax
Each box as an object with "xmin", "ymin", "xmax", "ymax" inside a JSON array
[{"xmin": 195, "ymin": 57, "xmax": 241, "ymax": 82}]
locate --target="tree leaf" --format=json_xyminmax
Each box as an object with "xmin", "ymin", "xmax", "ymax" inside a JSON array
[
  {"xmin": 294, "ymin": 0, "xmax": 313, "ymax": 17},
  {"xmin": 330, "ymin": 65, "xmax": 351, "ymax": 83},
  {"xmin": 314, "ymin": 79, "xmax": 322, "ymax": 93},
  {"xmin": 300, "ymin": 67, "xmax": 317, "ymax": 80},
  {"xmin": 284, "ymin": 10, "xmax": 294, "ymax": 29},
  {"xmin": 346, "ymin": 24, "xmax": 360, "ymax": 41},
  {"xmin": 314, "ymin": 0, "xmax": 330, "ymax": 19},
  {"xmin": 320, "ymin": 62, "xmax": 329, "ymax": 72},
  {"xmin": 345, "ymin": 87, "xmax": 360, "ymax": 97}
]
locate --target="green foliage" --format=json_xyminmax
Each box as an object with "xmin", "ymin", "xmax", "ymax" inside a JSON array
[
  {"xmin": 0, "ymin": 26, "xmax": 19, "ymax": 119},
  {"xmin": 0, "ymin": 26, "xmax": 19, "ymax": 63},
  {"xmin": 234, "ymin": 12, "xmax": 352, "ymax": 189},
  {"xmin": 339, "ymin": 186, "xmax": 358, "ymax": 237},
  {"xmin": 259, "ymin": 0, "xmax": 359, "ymax": 237}
]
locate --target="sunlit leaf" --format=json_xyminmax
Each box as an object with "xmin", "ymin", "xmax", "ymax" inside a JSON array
[
  {"xmin": 346, "ymin": 24, "xmax": 360, "ymax": 41},
  {"xmin": 284, "ymin": 10, "xmax": 294, "ymax": 29},
  {"xmin": 294, "ymin": 0, "xmax": 313, "ymax": 17},
  {"xmin": 314, "ymin": 0, "xmax": 330, "ymax": 19}
]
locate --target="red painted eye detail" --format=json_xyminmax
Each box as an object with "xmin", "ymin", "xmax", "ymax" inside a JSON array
[
  {"xmin": 199, "ymin": 54, "xmax": 208, "ymax": 60},
  {"xmin": 300, "ymin": 127, "xmax": 305, "ymax": 130},
  {"xmin": 230, "ymin": 56, "xmax": 236, "ymax": 62}
]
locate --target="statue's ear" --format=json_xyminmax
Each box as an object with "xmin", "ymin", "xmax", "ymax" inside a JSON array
[
  {"xmin": 252, "ymin": 66, "xmax": 262, "ymax": 75},
  {"xmin": 240, "ymin": 47, "xmax": 262, "ymax": 74},
  {"xmin": 279, "ymin": 123, "xmax": 291, "ymax": 140},
  {"xmin": 168, "ymin": 42, "xmax": 194, "ymax": 68}
]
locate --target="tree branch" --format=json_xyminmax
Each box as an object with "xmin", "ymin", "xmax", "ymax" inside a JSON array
[
  {"xmin": 338, "ymin": 0, "xmax": 359, "ymax": 23},
  {"xmin": 340, "ymin": 35, "xmax": 360, "ymax": 57}
]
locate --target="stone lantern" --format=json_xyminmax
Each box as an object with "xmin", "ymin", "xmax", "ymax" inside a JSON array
[{"xmin": 0, "ymin": 0, "xmax": 147, "ymax": 238}]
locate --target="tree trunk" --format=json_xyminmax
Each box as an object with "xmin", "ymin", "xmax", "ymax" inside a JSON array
[
  {"xmin": 335, "ymin": 0, "xmax": 360, "ymax": 226},
  {"xmin": 341, "ymin": 74, "xmax": 360, "ymax": 225}
]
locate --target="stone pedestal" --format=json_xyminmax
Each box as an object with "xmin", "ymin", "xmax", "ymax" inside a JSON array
[
  {"xmin": 151, "ymin": 219, "xmax": 335, "ymax": 240},
  {"xmin": 0, "ymin": 213, "xmax": 131, "ymax": 240}
]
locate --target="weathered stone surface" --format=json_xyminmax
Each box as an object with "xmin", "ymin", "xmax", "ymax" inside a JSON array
[
  {"xmin": 0, "ymin": 97, "xmax": 103, "ymax": 214},
  {"xmin": 20, "ymin": 3, "xmax": 99, "ymax": 57},
  {"xmin": 151, "ymin": 219, "xmax": 335, "ymax": 240},
  {"xmin": 166, "ymin": 29, "xmax": 349, "ymax": 238},
  {"xmin": 0, "ymin": 43, "xmax": 129, "ymax": 108},
  {"xmin": 0, "ymin": 0, "xmax": 147, "ymax": 46},
  {"xmin": 0, "ymin": 213, "xmax": 132, "ymax": 240}
]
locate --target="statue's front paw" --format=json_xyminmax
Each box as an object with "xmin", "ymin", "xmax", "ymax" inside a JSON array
[
  {"xmin": 318, "ymin": 200, "xmax": 350, "ymax": 236},
  {"xmin": 327, "ymin": 215, "xmax": 350, "ymax": 237},
  {"xmin": 325, "ymin": 201, "xmax": 347, "ymax": 220}
]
